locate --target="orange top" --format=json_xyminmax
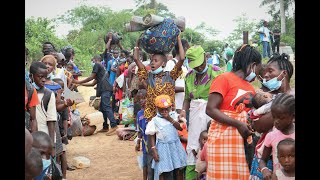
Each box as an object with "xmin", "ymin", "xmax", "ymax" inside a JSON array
[
  {"xmin": 209, "ymin": 72, "xmax": 255, "ymax": 112},
  {"xmin": 25, "ymin": 85, "xmax": 40, "ymax": 110}
]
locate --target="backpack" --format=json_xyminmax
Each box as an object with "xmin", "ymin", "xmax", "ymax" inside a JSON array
[
  {"xmin": 139, "ymin": 18, "xmax": 180, "ymax": 54},
  {"xmin": 38, "ymin": 88, "xmax": 53, "ymax": 116},
  {"xmin": 25, "ymin": 80, "xmax": 34, "ymax": 130}
]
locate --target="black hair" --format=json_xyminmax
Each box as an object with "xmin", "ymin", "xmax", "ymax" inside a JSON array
[
  {"xmin": 174, "ymin": 39, "xmax": 189, "ymax": 55},
  {"xmin": 67, "ymin": 62, "xmax": 74, "ymax": 67},
  {"xmin": 31, "ymin": 131, "xmax": 52, "ymax": 149},
  {"xmin": 153, "ymin": 53, "xmax": 167, "ymax": 63},
  {"xmin": 138, "ymin": 89, "xmax": 147, "ymax": 96},
  {"xmin": 199, "ymin": 130, "xmax": 208, "ymax": 139},
  {"xmin": 63, "ymin": 47, "xmax": 74, "ymax": 60},
  {"xmin": 25, "ymin": 147, "xmax": 43, "ymax": 175},
  {"xmin": 43, "ymin": 41, "xmax": 56, "ymax": 51},
  {"xmin": 30, "ymin": 61, "xmax": 47, "ymax": 75},
  {"xmin": 93, "ymin": 55, "xmax": 102, "ymax": 62},
  {"xmin": 277, "ymin": 138, "xmax": 295, "ymax": 152},
  {"xmin": 252, "ymin": 93, "xmax": 269, "ymax": 109},
  {"xmin": 271, "ymin": 93, "xmax": 295, "ymax": 115},
  {"xmin": 267, "ymin": 53, "xmax": 294, "ymax": 81},
  {"xmin": 121, "ymin": 50, "xmax": 130, "ymax": 56},
  {"xmin": 232, "ymin": 44, "xmax": 262, "ymax": 76}
]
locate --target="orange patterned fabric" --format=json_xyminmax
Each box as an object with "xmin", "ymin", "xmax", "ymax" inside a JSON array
[
  {"xmin": 137, "ymin": 66, "xmax": 182, "ymax": 121},
  {"xmin": 206, "ymin": 108, "xmax": 250, "ymax": 180}
]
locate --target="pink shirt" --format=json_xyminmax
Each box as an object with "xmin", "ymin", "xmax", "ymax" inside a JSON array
[
  {"xmin": 264, "ymin": 127, "xmax": 295, "ymax": 171},
  {"xmin": 200, "ymin": 142, "xmax": 208, "ymax": 168}
]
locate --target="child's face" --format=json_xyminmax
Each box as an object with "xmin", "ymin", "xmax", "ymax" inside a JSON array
[
  {"xmin": 150, "ymin": 54, "xmax": 165, "ymax": 71},
  {"xmin": 199, "ymin": 132, "xmax": 208, "ymax": 146},
  {"xmin": 42, "ymin": 58, "xmax": 55, "ymax": 74},
  {"xmin": 31, "ymin": 68, "xmax": 48, "ymax": 88},
  {"xmin": 277, "ymin": 144, "xmax": 295, "ymax": 172},
  {"xmin": 67, "ymin": 65, "xmax": 73, "ymax": 72},
  {"xmin": 271, "ymin": 105, "xmax": 294, "ymax": 131},
  {"xmin": 157, "ymin": 107, "xmax": 171, "ymax": 117},
  {"xmin": 140, "ymin": 97, "xmax": 146, "ymax": 109}
]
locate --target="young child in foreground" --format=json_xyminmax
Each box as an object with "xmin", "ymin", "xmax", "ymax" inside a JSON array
[
  {"xmin": 272, "ymin": 138, "xmax": 295, "ymax": 180},
  {"xmin": 259, "ymin": 93, "xmax": 295, "ymax": 179},
  {"xmin": 195, "ymin": 130, "xmax": 208, "ymax": 180},
  {"xmin": 145, "ymin": 94, "xmax": 187, "ymax": 180}
]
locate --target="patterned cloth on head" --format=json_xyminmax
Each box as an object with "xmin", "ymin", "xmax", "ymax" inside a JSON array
[{"xmin": 154, "ymin": 94, "xmax": 172, "ymax": 108}]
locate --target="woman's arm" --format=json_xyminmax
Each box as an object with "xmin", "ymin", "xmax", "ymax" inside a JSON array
[
  {"xmin": 81, "ymin": 79, "xmax": 97, "ymax": 87},
  {"xmin": 206, "ymin": 92, "xmax": 253, "ymax": 139},
  {"xmin": 73, "ymin": 73, "xmax": 96, "ymax": 84}
]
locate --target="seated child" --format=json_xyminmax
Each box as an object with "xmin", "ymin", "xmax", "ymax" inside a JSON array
[
  {"xmin": 272, "ymin": 138, "xmax": 295, "ymax": 180},
  {"xmin": 32, "ymin": 131, "xmax": 54, "ymax": 180},
  {"xmin": 145, "ymin": 94, "xmax": 187, "ymax": 180},
  {"xmin": 25, "ymin": 147, "xmax": 43, "ymax": 180},
  {"xmin": 195, "ymin": 130, "xmax": 208, "ymax": 180}
]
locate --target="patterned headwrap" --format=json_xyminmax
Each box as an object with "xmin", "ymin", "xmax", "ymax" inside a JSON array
[{"xmin": 154, "ymin": 94, "xmax": 172, "ymax": 108}]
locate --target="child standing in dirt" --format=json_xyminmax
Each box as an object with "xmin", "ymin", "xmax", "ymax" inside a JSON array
[
  {"xmin": 135, "ymin": 89, "xmax": 153, "ymax": 180},
  {"xmin": 145, "ymin": 95, "xmax": 187, "ymax": 180}
]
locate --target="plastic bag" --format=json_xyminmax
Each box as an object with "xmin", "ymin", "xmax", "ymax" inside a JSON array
[{"xmin": 120, "ymin": 98, "xmax": 134, "ymax": 125}]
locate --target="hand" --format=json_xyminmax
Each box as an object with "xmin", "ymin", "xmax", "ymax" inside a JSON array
[
  {"xmin": 192, "ymin": 149, "xmax": 197, "ymax": 157},
  {"xmin": 237, "ymin": 122, "xmax": 253, "ymax": 140},
  {"xmin": 152, "ymin": 149, "xmax": 159, "ymax": 162},
  {"xmin": 30, "ymin": 120, "xmax": 38, "ymax": 133},
  {"xmin": 161, "ymin": 111, "xmax": 170, "ymax": 121},
  {"xmin": 135, "ymin": 143, "xmax": 140, "ymax": 151},
  {"xmin": 262, "ymin": 168, "xmax": 273, "ymax": 180},
  {"xmin": 57, "ymin": 89, "xmax": 63, "ymax": 95},
  {"xmin": 65, "ymin": 99, "xmax": 74, "ymax": 107},
  {"xmin": 178, "ymin": 110, "xmax": 186, "ymax": 121}
]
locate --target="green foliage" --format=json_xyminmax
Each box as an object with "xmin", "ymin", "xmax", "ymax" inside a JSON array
[{"xmin": 25, "ymin": 17, "xmax": 69, "ymax": 62}]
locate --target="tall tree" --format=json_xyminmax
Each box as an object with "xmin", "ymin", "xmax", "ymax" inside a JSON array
[{"xmin": 260, "ymin": 0, "xmax": 295, "ymax": 34}]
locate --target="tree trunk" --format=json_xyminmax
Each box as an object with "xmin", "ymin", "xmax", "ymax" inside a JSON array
[{"xmin": 280, "ymin": 0, "xmax": 286, "ymax": 34}]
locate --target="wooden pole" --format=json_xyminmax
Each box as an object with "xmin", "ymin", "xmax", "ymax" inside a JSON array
[{"xmin": 243, "ymin": 31, "xmax": 248, "ymax": 44}]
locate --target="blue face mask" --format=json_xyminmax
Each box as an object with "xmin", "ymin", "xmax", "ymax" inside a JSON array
[
  {"xmin": 32, "ymin": 82, "xmax": 41, "ymax": 90},
  {"xmin": 261, "ymin": 71, "xmax": 285, "ymax": 91},
  {"xmin": 42, "ymin": 159, "xmax": 51, "ymax": 170},
  {"xmin": 194, "ymin": 64, "xmax": 208, "ymax": 74},
  {"xmin": 151, "ymin": 66, "xmax": 163, "ymax": 74},
  {"xmin": 245, "ymin": 66, "xmax": 256, "ymax": 82}
]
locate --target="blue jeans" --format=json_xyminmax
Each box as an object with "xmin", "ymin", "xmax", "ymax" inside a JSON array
[
  {"xmin": 100, "ymin": 90, "xmax": 117, "ymax": 128},
  {"xmin": 262, "ymin": 41, "xmax": 271, "ymax": 58}
]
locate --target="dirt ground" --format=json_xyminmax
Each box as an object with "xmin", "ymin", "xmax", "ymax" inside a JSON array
[{"xmin": 66, "ymin": 82, "xmax": 143, "ymax": 180}]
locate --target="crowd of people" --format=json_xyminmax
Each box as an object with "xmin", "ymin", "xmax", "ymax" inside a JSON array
[{"xmin": 25, "ymin": 23, "xmax": 294, "ymax": 180}]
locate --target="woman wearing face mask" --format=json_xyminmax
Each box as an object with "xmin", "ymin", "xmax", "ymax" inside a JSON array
[
  {"xmin": 249, "ymin": 53, "xmax": 294, "ymax": 180},
  {"xmin": 177, "ymin": 45, "xmax": 222, "ymax": 180},
  {"xmin": 205, "ymin": 44, "xmax": 262, "ymax": 179}
]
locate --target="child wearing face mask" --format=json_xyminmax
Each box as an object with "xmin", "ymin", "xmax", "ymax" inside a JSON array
[
  {"xmin": 32, "ymin": 131, "xmax": 54, "ymax": 180},
  {"xmin": 133, "ymin": 34, "xmax": 185, "ymax": 122},
  {"xmin": 145, "ymin": 95, "xmax": 187, "ymax": 180}
]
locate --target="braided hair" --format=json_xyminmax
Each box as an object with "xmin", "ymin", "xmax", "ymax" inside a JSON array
[
  {"xmin": 271, "ymin": 93, "xmax": 295, "ymax": 115},
  {"xmin": 267, "ymin": 53, "xmax": 294, "ymax": 80},
  {"xmin": 232, "ymin": 44, "xmax": 262, "ymax": 77}
]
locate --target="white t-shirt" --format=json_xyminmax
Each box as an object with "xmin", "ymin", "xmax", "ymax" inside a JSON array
[
  {"xmin": 164, "ymin": 58, "xmax": 187, "ymax": 109},
  {"xmin": 259, "ymin": 26, "xmax": 271, "ymax": 42},
  {"xmin": 36, "ymin": 90, "xmax": 57, "ymax": 142},
  {"xmin": 145, "ymin": 111, "xmax": 178, "ymax": 140}
]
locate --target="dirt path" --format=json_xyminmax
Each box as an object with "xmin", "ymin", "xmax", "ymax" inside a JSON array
[{"xmin": 66, "ymin": 81, "xmax": 142, "ymax": 180}]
